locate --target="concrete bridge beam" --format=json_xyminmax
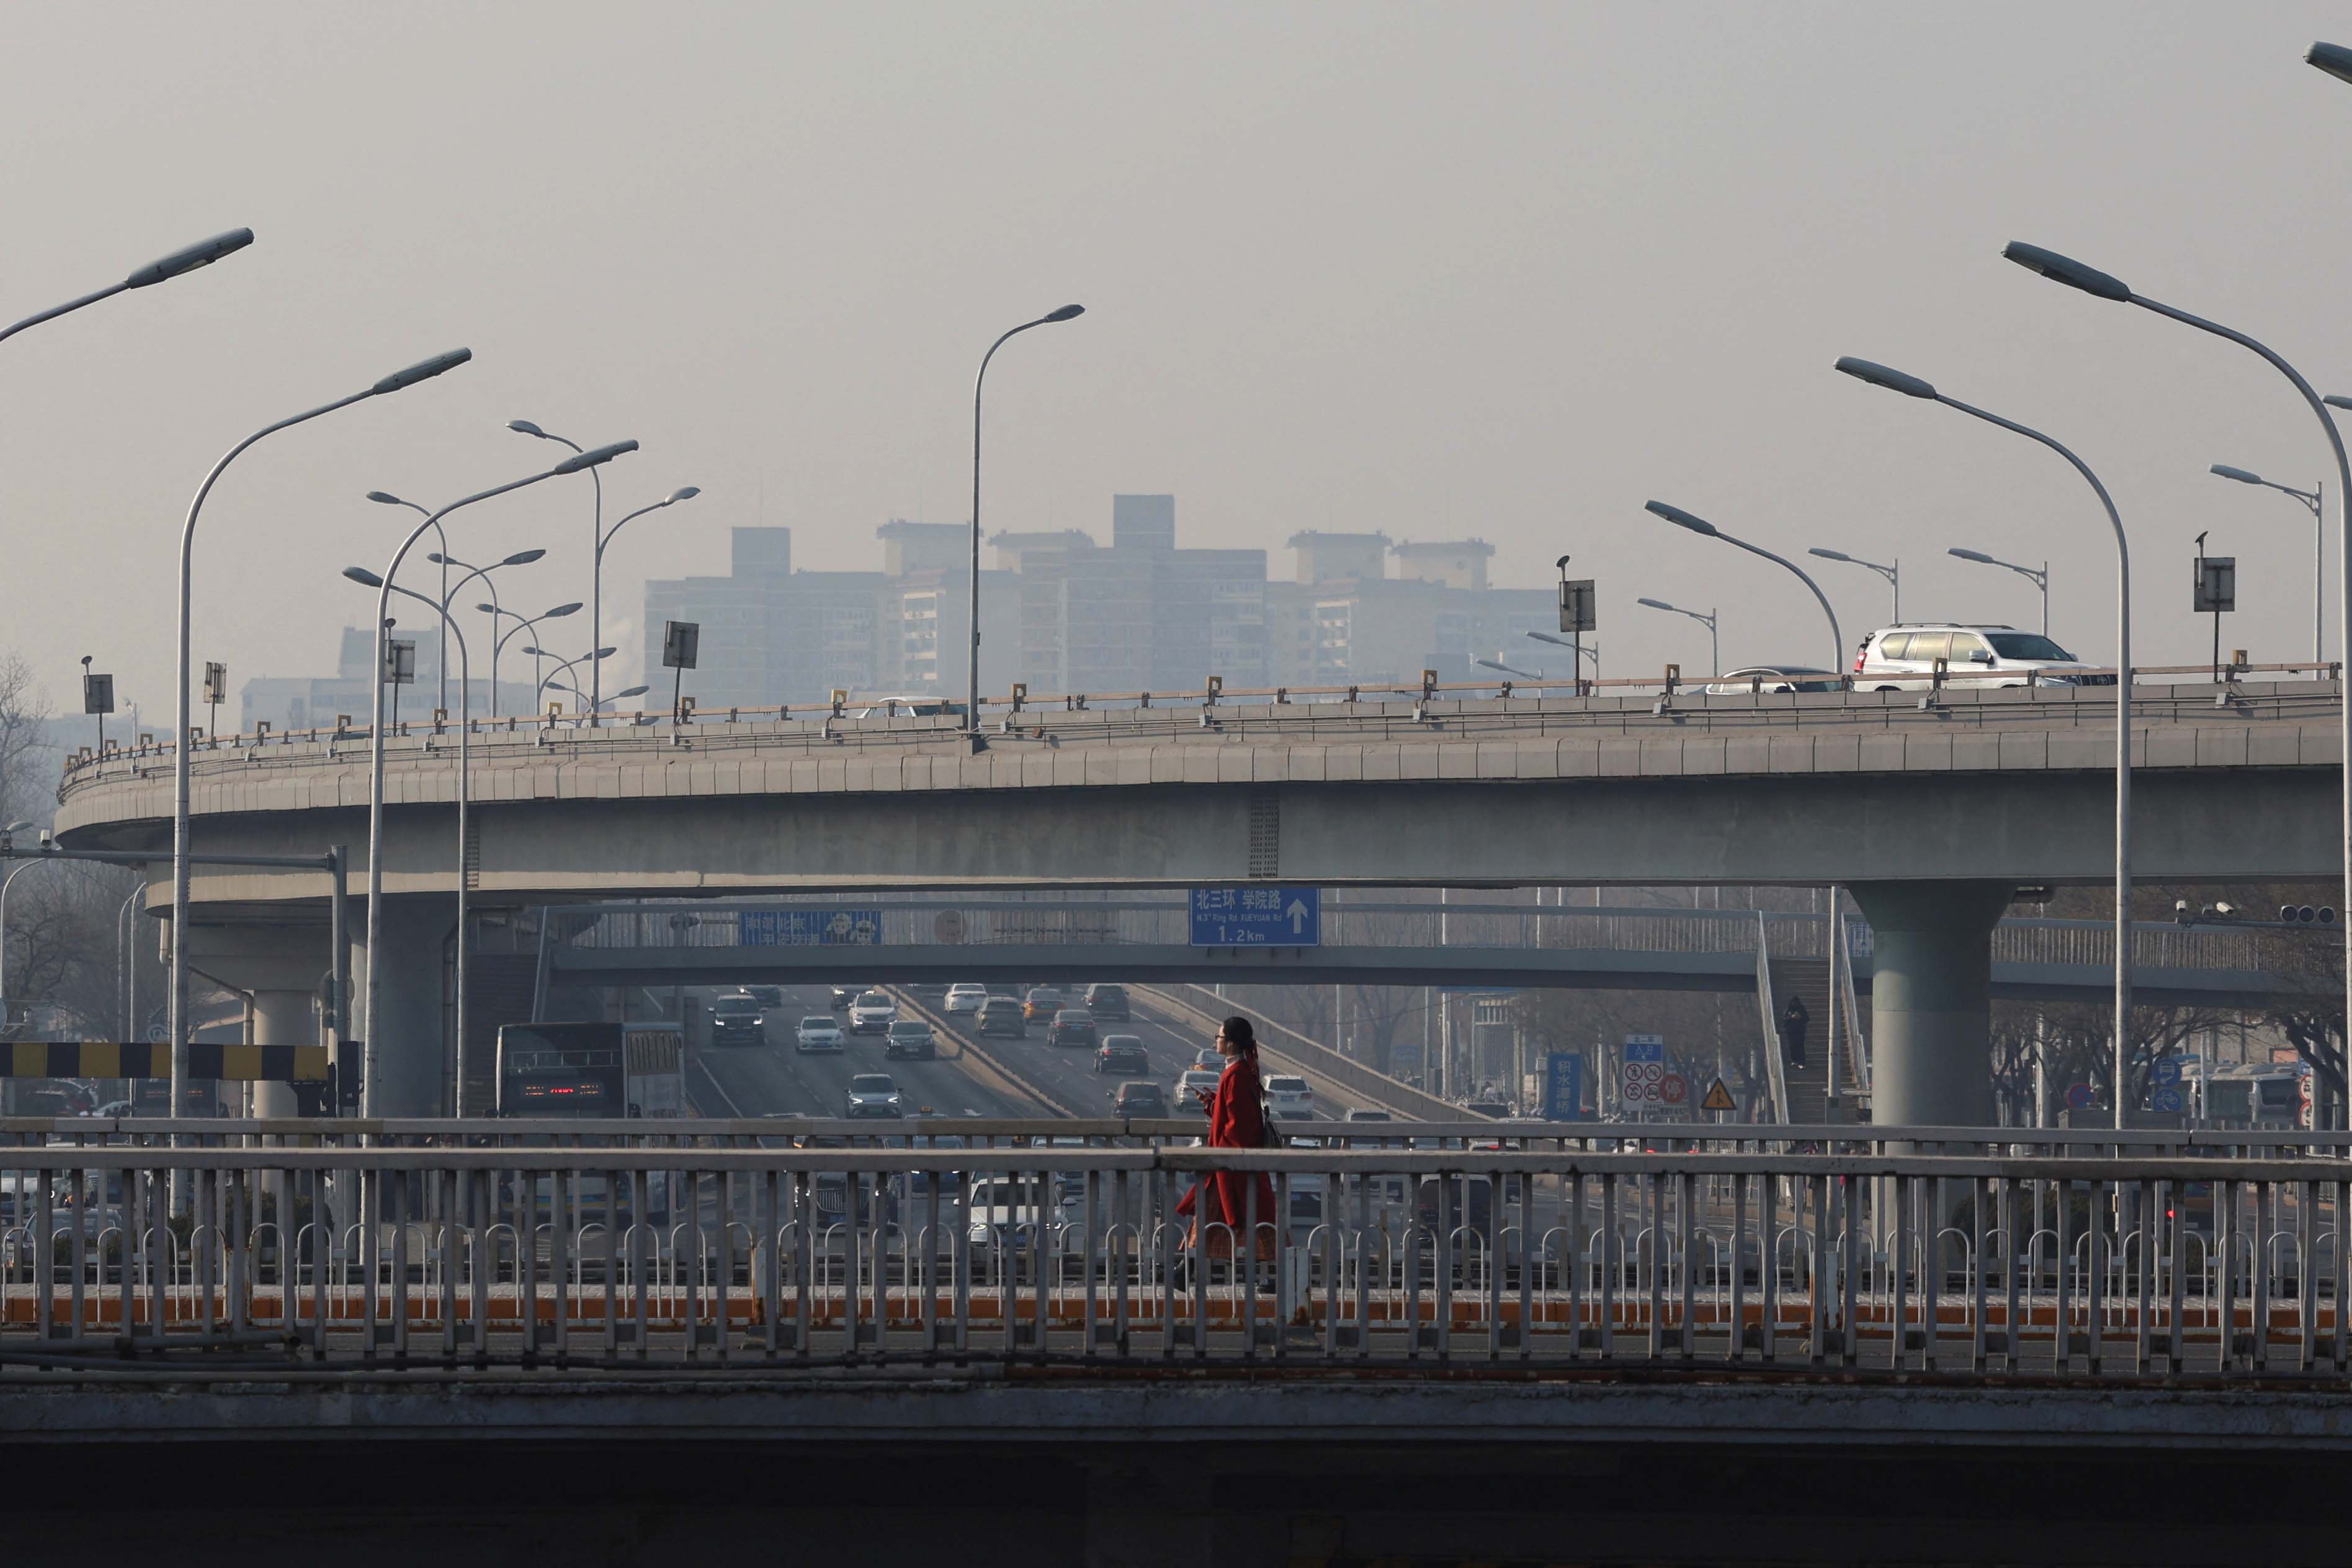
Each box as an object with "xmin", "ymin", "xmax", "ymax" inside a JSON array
[{"xmin": 1846, "ymin": 879, "xmax": 2013, "ymax": 1129}]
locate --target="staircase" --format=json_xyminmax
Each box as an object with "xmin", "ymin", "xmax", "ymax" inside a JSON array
[
  {"xmin": 1766, "ymin": 957, "xmax": 1870, "ymax": 1124},
  {"xmin": 464, "ymin": 953, "xmax": 540, "ymax": 1113}
]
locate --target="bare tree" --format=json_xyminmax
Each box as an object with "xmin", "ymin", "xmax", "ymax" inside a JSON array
[{"xmin": 0, "ymin": 649, "xmax": 48, "ymax": 829}]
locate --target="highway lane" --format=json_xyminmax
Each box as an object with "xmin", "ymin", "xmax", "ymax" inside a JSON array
[{"xmin": 686, "ymin": 982, "xmax": 1044, "ymax": 1119}]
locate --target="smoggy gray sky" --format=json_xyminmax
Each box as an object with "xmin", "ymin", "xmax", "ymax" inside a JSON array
[{"xmin": 6, "ymin": 2, "xmax": 2352, "ymax": 713}]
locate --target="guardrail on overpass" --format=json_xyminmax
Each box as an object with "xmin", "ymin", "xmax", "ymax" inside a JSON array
[{"xmin": 4, "ymin": 1131, "xmax": 2348, "ymax": 1383}]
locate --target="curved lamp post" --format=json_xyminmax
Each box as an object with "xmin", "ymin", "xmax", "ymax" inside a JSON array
[
  {"xmin": 507, "ymin": 421, "xmax": 617, "ymax": 714},
  {"xmin": 490, "ymin": 604, "xmax": 583, "ymax": 715},
  {"xmin": 1644, "ymin": 501, "xmax": 1841, "ymax": 673},
  {"xmin": 1807, "ymin": 548, "xmax": 1899, "ymax": 621},
  {"xmin": 592, "ymin": 488, "xmax": 699, "ymax": 724},
  {"xmin": 1634, "ymin": 597, "xmax": 1720, "ymax": 675},
  {"xmin": 1836, "ymin": 353, "xmax": 2132, "ymax": 1125},
  {"xmin": 970, "ymin": 305, "xmax": 1085, "ymax": 736},
  {"xmin": 1, "ymin": 228, "xmax": 253, "ymax": 348},
  {"xmin": 2209, "ymin": 464, "xmax": 2322, "ymax": 664},
  {"xmin": 550, "ymin": 680, "xmax": 650, "ymax": 715},
  {"xmin": 363, "ymin": 442, "xmax": 636, "ymax": 1116},
  {"xmin": 537, "ymin": 648, "xmax": 617, "ymax": 710},
  {"xmin": 342, "ymin": 566, "xmax": 478, "ymax": 1115},
  {"xmin": 169, "ymin": 347, "xmax": 473, "ymax": 1123},
  {"xmin": 1523, "ymin": 630, "xmax": 1601, "ymax": 679},
  {"xmin": 1999, "ymin": 239, "xmax": 2352, "ymax": 1124},
  {"xmin": 1947, "ymin": 548, "xmax": 2050, "ymax": 636}
]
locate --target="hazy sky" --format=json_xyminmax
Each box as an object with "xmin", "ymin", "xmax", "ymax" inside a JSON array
[{"xmin": 7, "ymin": 2, "xmax": 2352, "ymax": 715}]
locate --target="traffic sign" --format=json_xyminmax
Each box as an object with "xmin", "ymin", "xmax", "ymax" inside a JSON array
[
  {"xmin": 2151, "ymin": 1057, "xmax": 2183, "ymax": 1088},
  {"xmin": 1189, "ymin": 886, "xmax": 1320, "ymax": 947},
  {"xmin": 1658, "ymin": 1072, "xmax": 1688, "ymax": 1105},
  {"xmin": 1540, "ymin": 1051, "xmax": 1586, "ymax": 1121},
  {"xmin": 1621, "ymin": 1035, "xmax": 1666, "ymax": 1105},
  {"xmin": 738, "ymin": 909, "xmax": 882, "ymax": 946},
  {"xmin": 2065, "ymin": 1082, "xmax": 2095, "ymax": 1111},
  {"xmin": 2152, "ymin": 1086, "xmax": 2185, "ymax": 1114},
  {"xmin": 1700, "ymin": 1078, "xmax": 1738, "ymax": 1114}
]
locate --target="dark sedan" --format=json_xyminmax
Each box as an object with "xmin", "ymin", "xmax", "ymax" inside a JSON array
[
  {"xmin": 1046, "ymin": 1010, "xmax": 1098, "ymax": 1048},
  {"xmin": 1094, "ymin": 1035, "xmax": 1149, "ymax": 1074}
]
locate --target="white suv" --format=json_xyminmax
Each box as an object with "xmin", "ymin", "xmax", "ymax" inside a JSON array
[{"xmin": 1852, "ymin": 624, "xmax": 2104, "ymax": 690}]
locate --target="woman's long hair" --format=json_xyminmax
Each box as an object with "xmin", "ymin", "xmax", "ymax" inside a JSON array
[{"xmin": 1222, "ymin": 1016, "xmax": 1258, "ymax": 1057}]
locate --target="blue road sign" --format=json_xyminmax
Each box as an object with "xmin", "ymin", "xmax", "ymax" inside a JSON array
[
  {"xmin": 1624, "ymin": 1036, "xmax": 1665, "ymax": 1065},
  {"xmin": 1541, "ymin": 1051, "xmax": 1586, "ymax": 1121},
  {"xmin": 2152, "ymin": 1086, "xmax": 2186, "ymax": 1114},
  {"xmin": 2152, "ymin": 1057, "xmax": 2184, "ymax": 1088},
  {"xmin": 1189, "ymin": 886, "xmax": 1320, "ymax": 947},
  {"xmin": 737, "ymin": 909, "xmax": 882, "ymax": 947}
]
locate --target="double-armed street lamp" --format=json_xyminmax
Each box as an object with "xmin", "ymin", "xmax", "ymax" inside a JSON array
[
  {"xmin": 486, "ymin": 602, "xmax": 583, "ymax": 715},
  {"xmin": 167, "ymin": 347, "xmax": 474, "ymax": 1123},
  {"xmin": 1806, "ymin": 548, "xmax": 1899, "ymax": 621},
  {"xmin": 1835, "ymin": 353, "xmax": 2132, "ymax": 1121},
  {"xmin": 1634, "ymin": 597, "xmax": 1719, "ymax": 675},
  {"xmin": 589, "ymin": 488, "xmax": 700, "ymax": 723},
  {"xmin": 362, "ymin": 441, "xmax": 637, "ymax": 1116},
  {"xmin": 1996, "ymin": 237, "xmax": 2352, "ymax": 1118},
  {"xmin": 970, "ymin": 305, "xmax": 1085, "ymax": 738},
  {"xmin": 535, "ymin": 648, "xmax": 617, "ymax": 711},
  {"xmin": 1, "ymin": 228, "xmax": 254, "ymax": 348},
  {"xmin": 1947, "ymin": 548, "xmax": 2050, "ymax": 636},
  {"xmin": 366, "ymin": 486, "xmax": 547, "ymax": 715}
]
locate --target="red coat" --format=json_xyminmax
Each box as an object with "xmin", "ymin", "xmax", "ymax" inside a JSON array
[{"xmin": 1175, "ymin": 1051, "xmax": 1279, "ymax": 1249}]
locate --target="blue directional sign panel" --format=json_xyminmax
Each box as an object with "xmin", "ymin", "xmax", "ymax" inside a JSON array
[
  {"xmin": 2152, "ymin": 1086, "xmax": 2186, "ymax": 1114},
  {"xmin": 737, "ymin": 909, "xmax": 882, "ymax": 947},
  {"xmin": 1189, "ymin": 886, "xmax": 1320, "ymax": 947},
  {"xmin": 2151, "ymin": 1058, "xmax": 2184, "ymax": 1088},
  {"xmin": 1541, "ymin": 1052, "xmax": 1586, "ymax": 1121}
]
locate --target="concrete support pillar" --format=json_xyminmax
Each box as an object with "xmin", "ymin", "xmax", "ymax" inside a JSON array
[
  {"xmin": 357, "ymin": 897, "xmax": 451, "ymax": 1118},
  {"xmin": 249, "ymin": 989, "xmax": 315, "ymax": 1120},
  {"xmin": 1846, "ymin": 880, "xmax": 2012, "ymax": 1131}
]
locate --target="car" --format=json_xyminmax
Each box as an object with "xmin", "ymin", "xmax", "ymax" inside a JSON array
[
  {"xmin": 1094, "ymin": 1035, "xmax": 1150, "ymax": 1074},
  {"xmin": 1342, "ymin": 1108, "xmax": 1394, "ymax": 1123},
  {"xmin": 1174, "ymin": 1068, "xmax": 1222, "ymax": 1111},
  {"xmin": 1022, "ymin": 988, "xmax": 1066, "ymax": 1022},
  {"xmin": 848, "ymin": 989, "xmax": 897, "ymax": 1034},
  {"xmin": 794, "ymin": 1015, "xmax": 845, "ymax": 1053},
  {"xmin": 884, "ymin": 1019, "xmax": 937, "ymax": 1060},
  {"xmin": 965, "ymin": 1175, "xmax": 1057, "ymax": 1255},
  {"xmin": 977, "ymin": 996, "xmax": 1028, "ymax": 1037},
  {"xmin": 745, "ymin": 985, "xmax": 785, "ymax": 1007},
  {"xmin": 1851, "ymin": 623, "xmax": 2106, "ymax": 690},
  {"xmin": 709, "ymin": 991, "xmax": 766, "ymax": 1047},
  {"xmin": 1192, "ymin": 1048, "xmax": 1224, "ymax": 1074},
  {"xmin": 1265, "ymin": 1074, "xmax": 1312, "ymax": 1115},
  {"xmin": 92, "ymin": 1100, "xmax": 135, "ymax": 1120},
  {"xmin": 829, "ymin": 986, "xmax": 855, "ymax": 1010},
  {"xmin": 944, "ymin": 983, "xmax": 988, "ymax": 1015},
  {"xmin": 1047, "ymin": 1009, "xmax": 1098, "ymax": 1048},
  {"xmin": 843, "ymin": 1073, "xmax": 905, "ymax": 1118},
  {"xmin": 1112, "ymin": 1081, "xmax": 1168, "ymax": 1117},
  {"xmin": 1084, "ymin": 982, "xmax": 1130, "ymax": 1022},
  {"xmin": 1701, "ymin": 665, "xmax": 1843, "ymax": 695}
]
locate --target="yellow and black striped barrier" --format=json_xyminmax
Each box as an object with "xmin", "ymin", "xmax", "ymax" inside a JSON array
[{"xmin": 2, "ymin": 1041, "xmax": 327, "ymax": 1082}]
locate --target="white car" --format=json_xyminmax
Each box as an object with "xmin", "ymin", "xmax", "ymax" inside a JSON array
[
  {"xmin": 1174, "ymin": 1069, "xmax": 1222, "ymax": 1112},
  {"xmin": 1264, "ymin": 1074, "xmax": 1313, "ymax": 1115},
  {"xmin": 848, "ymin": 990, "xmax": 897, "ymax": 1034},
  {"xmin": 1852, "ymin": 624, "xmax": 2104, "ymax": 690},
  {"xmin": 794, "ymin": 1015, "xmax": 844, "ymax": 1053},
  {"xmin": 944, "ymin": 983, "xmax": 988, "ymax": 1015},
  {"xmin": 843, "ymin": 1072, "xmax": 905, "ymax": 1118}
]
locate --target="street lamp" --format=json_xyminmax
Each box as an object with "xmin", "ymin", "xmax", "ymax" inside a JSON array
[
  {"xmin": 2000, "ymin": 238, "xmax": 2352, "ymax": 1125},
  {"xmin": 1946, "ymin": 548, "xmax": 2050, "ymax": 636},
  {"xmin": 2209, "ymin": 463, "xmax": 2323, "ymax": 665},
  {"xmin": 1523, "ymin": 630, "xmax": 1601, "ymax": 679},
  {"xmin": 1836, "ymin": 352, "xmax": 2132, "ymax": 1125},
  {"xmin": 1806, "ymin": 548, "xmax": 1900, "ymax": 621},
  {"xmin": 1634, "ymin": 597, "xmax": 1720, "ymax": 675},
  {"xmin": 364, "ymin": 440, "xmax": 637, "ymax": 1116},
  {"xmin": 508, "ymin": 420, "xmax": 635, "ymax": 717},
  {"xmin": 169, "ymin": 347, "xmax": 473, "ymax": 1125},
  {"xmin": 2309, "ymin": 41, "xmax": 2352, "ymax": 84},
  {"xmin": 549, "ymin": 680, "xmax": 650, "ymax": 715},
  {"xmin": 1473, "ymin": 656, "xmax": 1543, "ymax": 681},
  {"xmin": 591, "ymin": 486, "xmax": 700, "ymax": 725},
  {"xmin": 1, "ymin": 228, "xmax": 254, "ymax": 348},
  {"xmin": 0, "ymin": 855, "xmax": 65, "ymax": 1018},
  {"xmin": 1644, "ymin": 501, "xmax": 1842, "ymax": 673},
  {"xmin": 342, "ymin": 565, "xmax": 479, "ymax": 1115},
  {"xmin": 430, "ymin": 547, "xmax": 545, "ymax": 716},
  {"xmin": 970, "ymin": 305, "xmax": 1085, "ymax": 737},
  {"xmin": 486, "ymin": 602, "xmax": 582, "ymax": 716},
  {"xmin": 536, "ymin": 647, "xmax": 617, "ymax": 709}
]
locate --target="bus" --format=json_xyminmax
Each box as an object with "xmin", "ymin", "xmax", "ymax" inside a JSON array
[{"xmin": 495, "ymin": 1022, "xmax": 687, "ymax": 1118}]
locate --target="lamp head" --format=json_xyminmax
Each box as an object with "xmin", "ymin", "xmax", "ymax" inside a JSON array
[
  {"xmin": 2001, "ymin": 241, "xmax": 2131, "ymax": 302},
  {"xmin": 342, "ymin": 567, "xmax": 385, "ymax": 587},
  {"xmin": 475, "ymin": 604, "xmax": 499, "ymax": 615},
  {"xmin": 1554, "ymin": 554, "xmax": 1571, "ymax": 571},
  {"xmin": 501, "ymin": 548, "xmax": 548, "ymax": 566},
  {"xmin": 613, "ymin": 685, "xmax": 650, "ymax": 700},
  {"xmin": 123, "ymin": 227, "xmax": 254, "ymax": 288},
  {"xmin": 544, "ymin": 602, "xmax": 583, "ymax": 618},
  {"xmin": 522, "ymin": 647, "xmax": 547, "ymax": 658},
  {"xmin": 426, "ymin": 553, "xmax": 452, "ymax": 566},
  {"xmin": 592, "ymin": 646, "xmax": 617, "ymax": 659},
  {"xmin": 1645, "ymin": 500, "xmax": 1717, "ymax": 537},
  {"xmin": 2326, "ymin": 395, "xmax": 2352, "ymax": 412},
  {"xmin": 1635, "ymin": 597, "xmax": 1674, "ymax": 611},
  {"xmin": 2309, "ymin": 41, "xmax": 2352, "ymax": 85},
  {"xmin": 1808, "ymin": 548, "xmax": 1853, "ymax": 563},
  {"xmin": 553, "ymin": 440, "xmax": 638, "ymax": 474},
  {"xmin": 2209, "ymin": 465, "xmax": 2264, "ymax": 485},
  {"xmin": 1949, "ymin": 548, "xmax": 1995, "ymax": 564},
  {"xmin": 365, "ymin": 491, "xmax": 407, "ymax": 507},
  {"xmin": 665, "ymin": 486, "xmax": 701, "ymax": 504},
  {"xmin": 372, "ymin": 347, "xmax": 473, "ymax": 396},
  {"xmin": 508, "ymin": 420, "xmax": 548, "ymax": 439},
  {"xmin": 1833, "ymin": 356, "xmax": 1938, "ymax": 399},
  {"xmin": 1042, "ymin": 304, "xmax": 1085, "ymax": 323}
]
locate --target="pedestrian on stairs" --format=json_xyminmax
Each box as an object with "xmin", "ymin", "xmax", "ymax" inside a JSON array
[{"xmin": 1779, "ymin": 994, "xmax": 1810, "ymax": 1072}]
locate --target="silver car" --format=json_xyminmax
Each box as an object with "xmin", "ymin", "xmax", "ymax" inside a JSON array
[{"xmin": 1853, "ymin": 625, "xmax": 2103, "ymax": 690}]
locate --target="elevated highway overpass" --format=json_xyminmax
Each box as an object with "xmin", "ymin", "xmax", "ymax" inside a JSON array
[{"xmin": 49, "ymin": 679, "xmax": 2343, "ymax": 1125}]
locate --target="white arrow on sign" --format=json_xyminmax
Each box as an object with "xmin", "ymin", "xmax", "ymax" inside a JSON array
[{"xmin": 1287, "ymin": 899, "xmax": 1309, "ymax": 933}]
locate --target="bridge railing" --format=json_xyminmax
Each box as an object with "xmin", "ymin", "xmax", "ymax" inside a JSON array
[{"xmin": 2, "ymin": 1141, "xmax": 2345, "ymax": 1381}]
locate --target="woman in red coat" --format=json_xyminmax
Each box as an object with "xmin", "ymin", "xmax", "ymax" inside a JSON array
[{"xmin": 1175, "ymin": 1016, "xmax": 1279, "ymax": 1261}]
